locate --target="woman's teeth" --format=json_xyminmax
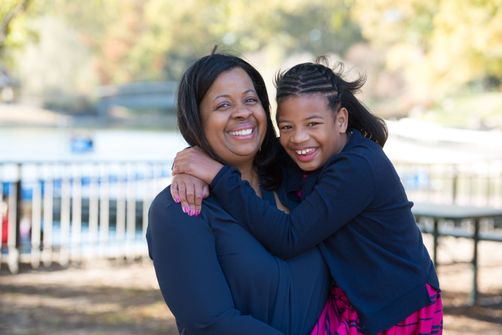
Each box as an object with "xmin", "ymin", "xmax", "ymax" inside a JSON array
[{"xmin": 230, "ymin": 128, "xmax": 253, "ymax": 136}]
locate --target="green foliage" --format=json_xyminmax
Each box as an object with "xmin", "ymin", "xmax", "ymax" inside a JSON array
[
  {"xmin": 425, "ymin": 92, "xmax": 502, "ymax": 128},
  {"xmin": 0, "ymin": 0, "xmax": 34, "ymax": 63},
  {"xmin": 352, "ymin": 0, "xmax": 502, "ymax": 96},
  {"xmin": 4, "ymin": 0, "xmax": 502, "ymax": 127},
  {"xmin": 3, "ymin": 0, "xmax": 364, "ymax": 85},
  {"xmin": 86, "ymin": 0, "xmax": 364, "ymax": 83}
]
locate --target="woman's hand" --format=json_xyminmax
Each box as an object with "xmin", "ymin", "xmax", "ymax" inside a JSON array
[
  {"xmin": 172, "ymin": 146, "xmax": 223, "ymax": 184},
  {"xmin": 170, "ymin": 173, "xmax": 209, "ymax": 216}
]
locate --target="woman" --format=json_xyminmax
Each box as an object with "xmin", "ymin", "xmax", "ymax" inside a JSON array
[{"xmin": 146, "ymin": 53, "xmax": 331, "ymax": 334}]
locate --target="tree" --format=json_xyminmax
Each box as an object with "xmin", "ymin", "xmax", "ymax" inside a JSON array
[
  {"xmin": 10, "ymin": 0, "xmax": 365, "ymax": 94},
  {"xmin": 0, "ymin": 0, "xmax": 33, "ymax": 61},
  {"xmin": 352, "ymin": 0, "xmax": 502, "ymax": 97},
  {"xmin": 89, "ymin": 0, "xmax": 364, "ymax": 83}
]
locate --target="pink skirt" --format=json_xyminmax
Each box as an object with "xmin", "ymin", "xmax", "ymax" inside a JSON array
[{"xmin": 310, "ymin": 284, "xmax": 443, "ymax": 335}]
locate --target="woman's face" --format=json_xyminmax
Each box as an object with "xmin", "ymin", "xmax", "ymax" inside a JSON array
[{"xmin": 200, "ymin": 67, "xmax": 267, "ymax": 167}]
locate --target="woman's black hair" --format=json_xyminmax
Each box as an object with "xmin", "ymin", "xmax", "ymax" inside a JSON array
[
  {"xmin": 177, "ymin": 53, "xmax": 281, "ymax": 189},
  {"xmin": 274, "ymin": 56, "xmax": 388, "ymax": 147}
]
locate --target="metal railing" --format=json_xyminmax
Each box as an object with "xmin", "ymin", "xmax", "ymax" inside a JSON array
[
  {"xmin": 395, "ymin": 159, "xmax": 502, "ymax": 239},
  {"xmin": 1, "ymin": 159, "xmax": 501, "ymax": 273},
  {"xmin": 1, "ymin": 160, "xmax": 171, "ymax": 273},
  {"xmin": 395, "ymin": 160, "xmax": 502, "ymax": 207}
]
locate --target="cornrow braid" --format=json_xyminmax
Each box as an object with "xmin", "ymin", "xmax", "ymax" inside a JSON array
[{"xmin": 274, "ymin": 57, "xmax": 388, "ymax": 147}]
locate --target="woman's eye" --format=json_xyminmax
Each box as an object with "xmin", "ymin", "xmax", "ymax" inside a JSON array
[
  {"xmin": 245, "ymin": 97, "xmax": 258, "ymax": 104},
  {"xmin": 279, "ymin": 125, "xmax": 292, "ymax": 131},
  {"xmin": 216, "ymin": 102, "xmax": 231, "ymax": 110}
]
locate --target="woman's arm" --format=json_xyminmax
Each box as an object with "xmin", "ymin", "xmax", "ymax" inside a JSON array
[{"xmin": 147, "ymin": 188, "xmax": 284, "ymax": 334}]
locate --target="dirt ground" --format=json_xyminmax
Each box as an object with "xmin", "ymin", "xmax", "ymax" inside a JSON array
[{"xmin": 1, "ymin": 237, "xmax": 502, "ymax": 335}]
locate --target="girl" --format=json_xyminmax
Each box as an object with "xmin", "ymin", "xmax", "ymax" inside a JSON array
[{"xmin": 172, "ymin": 58, "xmax": 443, "ymax": 335}]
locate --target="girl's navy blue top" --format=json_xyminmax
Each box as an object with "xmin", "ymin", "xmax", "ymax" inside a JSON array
[
  {"xmin": 146, "ymin": 185, "xmax": 330, "ymax": 334},
  {"xmin": 209, "ymin": 130, "xmax": 440, "ymax": 335}
]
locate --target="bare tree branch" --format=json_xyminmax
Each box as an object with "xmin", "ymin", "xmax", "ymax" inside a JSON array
[{"xmin": 0, "ymin": 0, "xmax": 32, "ymax": 49}]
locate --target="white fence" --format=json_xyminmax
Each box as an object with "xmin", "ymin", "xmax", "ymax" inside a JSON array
[
  {"xmin": 395, "ymin": 160, "xmax": 502, "ymax": 207},
  {"xmin": 0, "ymin": 160, "xmax": 171, "ymax": 273},
  {"xmin": 2, "ymin": 159, "xmax": 502, "ymax": 273}
]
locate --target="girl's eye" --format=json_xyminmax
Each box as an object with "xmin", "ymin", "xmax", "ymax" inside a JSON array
[
  {"xmin": 307, "ymin": 122, "xmax": 320, "ymax": 127},
  {"xmin": 245, "ymin": 97, "xmax": 258, "ymax": 104},
  {"xmin": 279, "ymin": 125, "xmax": 292, "ymax": 131}
]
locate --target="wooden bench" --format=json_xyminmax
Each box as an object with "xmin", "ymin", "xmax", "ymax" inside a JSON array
[{"xmin": 412, "ymin": 202, "xmax": 502, "ymax": 305}]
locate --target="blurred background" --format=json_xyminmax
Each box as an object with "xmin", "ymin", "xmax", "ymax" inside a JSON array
[{"xmin": 1, "ymin": 0, "xmax": 502, "ymax": 334}]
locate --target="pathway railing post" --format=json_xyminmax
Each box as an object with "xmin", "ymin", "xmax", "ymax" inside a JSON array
[{"xmin": 7, "ymin": 163, "xmax": 22, "ymax": 273}]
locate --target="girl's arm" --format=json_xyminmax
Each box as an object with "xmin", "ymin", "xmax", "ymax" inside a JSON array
[
  {"xmin": 212, "ymin": 155, "xmax": 374, "ymax": 258},
  {"xmin": 170, "ymin": 173, "xmax": 209, "ymax": 216},
  {"xmin": 171, "ymin": 146, "xmax": 374, "ymax": 259},
  {"xmin": 147, "ymin": 188, "xmax": 284, "ymax": 334}
]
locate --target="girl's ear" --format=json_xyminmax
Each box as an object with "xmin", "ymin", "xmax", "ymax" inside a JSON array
[{"xmin": 337, "ymin": 107, "xmax": 349, "ymax": 133}]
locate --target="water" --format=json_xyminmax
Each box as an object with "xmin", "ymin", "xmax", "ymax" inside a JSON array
[
  {"xmin": 0, "ymin": 127, "xmax": 188, "ymax": 162},
  {"xmin": 2, "ymin": 120, "xmax": 502, "ymax": 163}
]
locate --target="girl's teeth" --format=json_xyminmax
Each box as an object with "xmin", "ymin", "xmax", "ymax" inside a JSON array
[
  {"xmin": 296, "ymin": 148, "xmax": 315, "ymax": 155},
  {"xmin": 230, "ymin": 129, "xmax": 253, "ymax": 136}
]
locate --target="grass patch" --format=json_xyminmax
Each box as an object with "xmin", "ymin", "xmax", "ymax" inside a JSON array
[{"xmin": 422, "ymin": 92, "xmax": 502, "ymax": 129}]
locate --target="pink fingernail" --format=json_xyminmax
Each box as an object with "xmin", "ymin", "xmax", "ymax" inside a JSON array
[{"xmin": 174, "ymin": 196, "xmax": 180, "ymax": 203}]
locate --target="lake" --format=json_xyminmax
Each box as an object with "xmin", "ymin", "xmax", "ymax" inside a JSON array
[
  {"xmin": 0, "ymin": 127, "xmax": 188, "ymax": 162},
  {"xmin": 1, "ymin": 119, "xmax": 502, "ymax": 164}
]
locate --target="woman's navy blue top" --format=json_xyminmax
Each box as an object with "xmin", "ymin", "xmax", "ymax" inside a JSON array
[
  {"xmin": 146, "ymin": 185, "xmax": 330, "ymax": 334},
  {"xmin": 209, "ymin": 130, "xmax": 440, "ymax": 335}
]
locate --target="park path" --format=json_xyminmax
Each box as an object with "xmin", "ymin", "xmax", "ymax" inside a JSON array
[{"xmin": 1, "ymin": 237, "xmax": 502, "ymax": 334}]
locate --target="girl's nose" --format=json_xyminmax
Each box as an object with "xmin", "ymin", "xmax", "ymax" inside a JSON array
[{"xmin": 290, "ymin": 128, "xmax": 309, "ymax": 143}]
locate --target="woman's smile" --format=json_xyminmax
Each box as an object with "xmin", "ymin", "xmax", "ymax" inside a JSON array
[{"xmin": 228, "ymin": 126, "xmax": 255, "ymax": 139}]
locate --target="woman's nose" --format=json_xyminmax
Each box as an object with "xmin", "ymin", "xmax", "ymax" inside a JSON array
[{"xmin": 232, "ymin": 104, "xmax": 252, "ymax": 119}]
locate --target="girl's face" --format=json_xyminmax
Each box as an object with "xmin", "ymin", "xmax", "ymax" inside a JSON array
[
  {"xmin": 277, "ymin": 93, "xmax": 348, "ymax": 172},
  {"xmin": 200, "ymin": 67, "xmax": 267, "ymax": 167}
]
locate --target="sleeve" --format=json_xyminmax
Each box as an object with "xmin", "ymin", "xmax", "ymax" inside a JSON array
[
  {"xmin": 146, "ymin": 191, "xmax": 284, "ymax": 335},
  {"xmin": 210, "ymin": 155, "xmax": 375, "ymax": 258}
]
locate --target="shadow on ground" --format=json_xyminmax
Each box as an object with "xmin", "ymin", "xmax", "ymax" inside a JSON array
[
  {"xmin": 442, "ymin": 289, "xmax": 502, "ymax": 324},
  {"xmin": 1, "ymin": 261, "xmax": 502, "ymax": 334},
  {"xmin": 0, "ymin": 263, "xmax": 178, "ymax": 335}
]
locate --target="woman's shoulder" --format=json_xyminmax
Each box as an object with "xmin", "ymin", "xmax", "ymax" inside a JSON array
[
  {"xmin": 148, "ymin": 186, "xmax": 216, "ymax": 244},
  {"xmin": 149, "ymin": 186, "xmax": 202, "ymax": 225},
  {"xmin": 149, "ymin": 185, "xmax": 227, "ymax": 226},
  {"xmin": 149, "ymin": 185, "xmax": 177, "ymax": 213}
]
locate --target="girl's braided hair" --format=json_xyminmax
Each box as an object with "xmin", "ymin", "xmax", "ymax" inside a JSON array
[{"xmin": 275, "ymin": 56, "xmax": 388, "ymax": 147}]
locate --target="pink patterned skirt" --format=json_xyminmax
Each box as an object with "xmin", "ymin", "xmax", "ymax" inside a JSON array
[{"xmin": 310, "ymin": 284, "xmax": 443, "ymax": 335}]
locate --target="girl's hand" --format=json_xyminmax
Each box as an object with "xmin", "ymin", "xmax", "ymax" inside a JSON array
[
  {"xmin": 170, "ymin": 173, "xmax": 209, "ymax": 216},
  {"xmin": 172, "ymin": 146, "xmax": 223, "ymax": 184}
]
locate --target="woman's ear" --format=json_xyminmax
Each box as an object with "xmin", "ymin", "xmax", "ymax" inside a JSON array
[{"xmin": 337, "ymin": 107, "xmax": 349, "ymax": 132}]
